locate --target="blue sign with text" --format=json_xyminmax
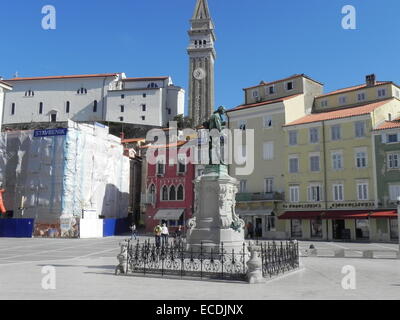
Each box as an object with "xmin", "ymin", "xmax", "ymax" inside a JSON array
[{"xmin": 33, "ymin": 128, "xmax": 68, "ymax": 138}]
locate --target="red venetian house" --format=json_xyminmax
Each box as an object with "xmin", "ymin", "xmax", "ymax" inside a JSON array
[{"xmin": 141, "ymin": 140, "xmax": 195, "ymax": 234}]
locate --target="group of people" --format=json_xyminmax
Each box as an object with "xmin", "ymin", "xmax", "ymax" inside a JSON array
[
  {"xmin": 154, "ymin": 223, "xmax": 183, "ymax": 248},
  {"xmin": 130, "ymin": 222, "xmax": 183, "ymax": 247}
]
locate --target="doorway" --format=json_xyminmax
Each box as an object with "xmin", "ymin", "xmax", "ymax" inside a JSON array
[
  {"xmin": 390, "ymin": 219, "xmax": 398, "ymax": 240},
  {"xmin": 333, "ymin": 219, "xmax": 346, "ymax": 240},
  {"xmin": 255, "ymin": 218, "xmax": 262, "ymax": 238}
]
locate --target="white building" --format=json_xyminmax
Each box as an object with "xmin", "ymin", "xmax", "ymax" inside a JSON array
[
  {"xmin": 3, "ymin": 73, "xmax": 184, "ymax": 128},
  {"xmin": 0, "ymin": 80, "xmax": 12, "ymax": 131}
]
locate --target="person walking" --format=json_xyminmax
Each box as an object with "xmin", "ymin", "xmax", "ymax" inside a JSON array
[
  {"xmin": 154, "ymin": 224, "xmax": 162, "ymax": 248},
  {"xmin": 130, "ymin": 223, "xmax": 137, "ymax": 241},
  {"xmin": 174, "ymin": 225, "xmax": 183, "ymax": 247},
  {"xmin": 161, "ymin": 223, "xmax": 169, "ymax": 247}
]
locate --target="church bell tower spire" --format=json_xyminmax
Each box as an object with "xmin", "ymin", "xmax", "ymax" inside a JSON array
[{"xmin": 187, "ymin": 0, "xmax": 216, "ymax": 127}]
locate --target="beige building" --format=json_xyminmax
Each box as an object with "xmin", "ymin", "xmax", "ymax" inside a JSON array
[
  {"xmin": 281, "ymin": 75, "xmax": 400, "ymax": 242},
  {"xmin": 226, "ymin": 74, "xmax": 323, "ymax": 239},
  {"xmin": 0, "ymin": 80, "xmax": 12, "ymax": 132}
]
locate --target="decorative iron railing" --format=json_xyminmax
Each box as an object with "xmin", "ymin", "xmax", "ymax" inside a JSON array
[{"xmin": 116, "ymin": 239, "xmax": 299, "ymax": 281}]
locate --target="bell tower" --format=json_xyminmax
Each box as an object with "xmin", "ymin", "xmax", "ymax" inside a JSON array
[{"xmin": 187, "ymin": 0, "xmax": 216, "ymax": 127}]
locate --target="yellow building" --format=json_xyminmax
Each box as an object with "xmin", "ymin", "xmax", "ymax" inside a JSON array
[
  {"xmin": 226, "ymin": 74, "xmax": 323, "ymax": 239},
  {"xmin": 281, "ymin": 75, "xmax": 400, "ymax": 242}
]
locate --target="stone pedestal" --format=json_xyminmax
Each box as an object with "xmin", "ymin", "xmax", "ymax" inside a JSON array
[{"xmin": 186, "ymin": 165, "xmax": 245, "ymax": 253}]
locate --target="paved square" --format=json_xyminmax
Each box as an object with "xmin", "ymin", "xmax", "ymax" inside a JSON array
[{"xmin": 0, "ymin": 237, "xmax": 399, "ymax": 300}]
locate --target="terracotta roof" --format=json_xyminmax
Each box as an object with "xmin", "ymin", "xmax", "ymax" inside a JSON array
[
  {"xmin": 121, "ymin": 138, "xmax": 146, "ymax": 143},
  {"xmin": 140, "ymin": 140, "xmax": 188, "ymax": 149},
  {"xmin": 0, "ymin": 80, "xmax": 12, "ymax": 88},
  {"xmin": 284, "ymin": 98, "xmax": 394, "ymax": 127},
  {"xmin": 122, "ymin": 77, "xmax": 169, "ymax": 82},
  {"xmin": 227, "ymin": 94, "xmax": 302, "ymax": 113},
  {"xmin": 374, "ymin": 118, "xmax": 400, "ymax": 131},
  {"xmin": 316, "ymin": 81, "xmax": 392, "ymax": 99},
  {"xmin": 243, "ymin": 74, "xmax": 323, "ymax": 91},
  {"xmin": 6, "ymin": 73, "xmax": 120, "ymax": 81}
]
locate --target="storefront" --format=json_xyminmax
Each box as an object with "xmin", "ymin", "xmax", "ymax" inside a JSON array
[{"xmin": 279, "ymin": 210, "xmax": 398, "ymax": 242}]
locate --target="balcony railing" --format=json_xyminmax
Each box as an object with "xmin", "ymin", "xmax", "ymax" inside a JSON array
[{"xmin": 236, "ymin": 192, "xmax": 284, "ymax": 202}]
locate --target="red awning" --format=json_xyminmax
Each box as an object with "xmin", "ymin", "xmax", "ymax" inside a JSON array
[
  {"xmin": 279, "ymin": 211, "xmax": 323, "ymax": 220},
  {"xmin": 370, "ymin": 210, "xmax": 397, "ymax": 218},
  {"xmin": 322, "ymin": 211, "xmax": 371, "ymax": 219}
]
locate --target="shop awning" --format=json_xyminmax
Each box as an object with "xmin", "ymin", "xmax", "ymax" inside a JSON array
[
  {"xmin": 237, "ymin": 209, "xmax": 273, "ymax": 216},
  {"xmin": 279, "ymin": 211, "xmax": 323, "ymax": 220},
  {"xmin": 154, "ymin": 209, "xmax": 184, "ymax": 220},
  {"xmin": 322, "ymin": 211, "xmax": 372, "ymax": 219},
  {"xmin": 370, "ymin": 210, "xmax": 398, "ymax": 218}
]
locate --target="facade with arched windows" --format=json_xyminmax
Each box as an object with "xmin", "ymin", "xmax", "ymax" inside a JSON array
[{"xmin": 141, "ymin": 141, "xmax": 195, "ymax": 233}]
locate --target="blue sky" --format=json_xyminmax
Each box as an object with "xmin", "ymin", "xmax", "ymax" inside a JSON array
[{"xmin": 1, "ymin": 0, "xmax": 400, "ymax": 114}]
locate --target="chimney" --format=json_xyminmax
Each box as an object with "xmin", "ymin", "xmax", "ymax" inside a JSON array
[{"xmin": 366, "ymin": 74, "xmax": 376, "ymax": 87}]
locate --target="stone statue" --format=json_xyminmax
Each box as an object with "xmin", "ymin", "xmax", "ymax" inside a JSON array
[{"xmin": 202, "ymin": 106, "xmax": 227, "ymax": 165}]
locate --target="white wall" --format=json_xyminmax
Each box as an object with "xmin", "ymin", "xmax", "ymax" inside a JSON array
[{"xmin": 4, "ymin": 76, "xmax": 118, "ymax": 125}]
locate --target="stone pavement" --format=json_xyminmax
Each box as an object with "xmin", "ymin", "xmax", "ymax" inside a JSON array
[{"xmin": 0, "ymin": 236, "xmax": 399, "ymax": 300}]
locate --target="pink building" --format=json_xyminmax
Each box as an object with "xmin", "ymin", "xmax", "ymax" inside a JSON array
[{"xmin": 141, "ymin": 141, "xmax": 195, "ymax": 234}]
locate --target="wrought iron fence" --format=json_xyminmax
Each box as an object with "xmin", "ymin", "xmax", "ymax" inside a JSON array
[
  {"xmin": 116, "ymin": 239, "xmax": 299, "ymax": 281},
  {"xmin": 259, "ymin": 241, "xmax": 299, "ymax": 278}
]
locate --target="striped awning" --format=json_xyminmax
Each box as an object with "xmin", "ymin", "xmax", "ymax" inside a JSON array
[{"xmin": 154, "ymin": 209, "xmax": 184, "ymax": 220}]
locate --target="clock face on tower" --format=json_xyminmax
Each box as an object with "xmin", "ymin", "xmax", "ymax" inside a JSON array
[{"xmin": 193, "ymin": 67, "xmax": 206, "ymax": 80}]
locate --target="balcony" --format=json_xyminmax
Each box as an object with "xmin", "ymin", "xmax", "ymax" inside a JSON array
[{"xmin": 236, "ymin": 192, "xmax": 284, "ymax": 202}]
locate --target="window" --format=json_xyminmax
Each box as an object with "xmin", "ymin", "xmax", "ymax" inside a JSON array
[
  {"xmin": 387, "ymin": 134, "xmax": 399, "ymax": 143},
  {"xmin": 161, "ymin": 186, "xmax": 168, "ymax": 201},
  {"xmin": 333, "ymin": 184, "xmax": 344, "ymax": 201},
  {"xmin": 119, "ymin": 117, "xmax": 124, "ymax": 122},
  {"xmin": 321, "ymin": 100, "xmax": 328, "ymax": 107},
  {"xmin": 121, "ymin": 94, "xmax": 125, "ymax": 99},
  {"xmin": 289, "ymin": 156, "xmax": 299, "ymax": 173},
  {"xmin": 339, "ymin": 96, "xmax": 347, "ymax": 105},
  {"xmin": 252, "ymin": 90, "xmax": 258, "ymax": 98},
  {"xmin": 378, "ymin": 88, "xmax": 387, "ymax": 97},
  {"xmin": 25, "ymin": 90, "xmax": 34, "ymax": 97},
  {"xmin": 143, "ymin": 93, "xmax": 147, "ymax": 98},
  {"xmin": 263, "ymin": 116, "xmax": 273, "ymax": 128},
  {"xmin": 237, "ymin": 145, "xmax": 247, "ymax": 165},
  {"xmin": 286, "ymin": 81, "xmax": 294, "ymax": 91},
  {"xmin": 169, "ymin": 186, "xmax": 176, "ymax": 201},
  {"xmin": 289, "ymin": 131, "xmax": 298, "ymax": 146},
  {"xmin": 120, "ymin": 105, "xmax": 124, "ymax": 113},
  {"xmin": 332, "ymin": 152, "xmax": 343, "ymax": 170},
  {"xmin": 310, "ymin": 155, "xmax": 320, "ymax": 172},
  {"xmin": 178, "ymin": 158, "xmax": 186, "ymax": 174},
  {"xmin": 331, "ymin": 125, "xmax": 341, "ymax": 140},
  {"xmin": 77, "ymin": 88, "xmax": 87, "ymax": 94},
  {"xmin": 356, "ymin": 219, "xmax": 370, "ymax": 240},
  {"xmin": 263, "ymin": 142, "xmax": 274, "ymax": 160},
  {"xmin": 357, "ymin": 182, "xmax": 369, "ymax": 200},
  {"xmin": 388, "ymin": 153, "xmax": 400, "ymax": 169},
  {"xmin": 141, "ymin": 116, "xmax": 146, "ymax": 121},
  {"xmin": 11, "ymin": 103, "xmax": 15, "ymax": 115},
  {"xmin": 355, "ymin": 121, "xmax": 365, "ymax": 138},
  {"xmin": 157, "ymin": 161, "xmax": 165, "ymax": 175},
  {"xmin": 389, "ymin": 184, "xmax": 400, "ymax": 201},
  {"xmin": 148, "ymin": 184, "xmax": 156, "ymax": 204},
  {"xmin": 177, "ymin": 185, "xmax": 184, "ymax": 201},
  {"xmin": 265, "ymin": 178, "xmax": 274, "ymax": 193},
  {"xmin": 66, "ymin": 101, "xmax": 70, "ymax": 113},
  {"xmin": 142, "ymin": 104, "xmax": 146, "ymax": 112},
  {"xmin": 266, "ymin": 85, "xmax": 275, "ymax": 95},
  {"xmin": 239, "ymin": 180, "xmax": 247, "ymax": 193},
  {"xmin": 311, "ymin": 218, "xmax": 323, "ymax": 238},
  {"xmin": 289, "ymin": 186, "xmax": 300, "ymax": 203},
  {"xmin": 357, "ymin": 92, "xmax": 366, "ymax": 102},
  {"xmin": 238, "ymin": 120, "xmax": 247, "ymax": 130},
  {"xmin": 50, "ymin": 113, "xmax": 57, "ymax": 123},
  {"xmin": 291, "ymin": 219, "xmax": 302, "ymax": 238},
  {"xmin": 148, "ymin": 83, "xmax": 159, "ymax": 89},
  {"xmin": 309, "ymin": 128, "xmax": 319, "ymax": 143},
  {"xmin": 308, "ymin": 184, "xmax": 322, "ymax": 202},
  {"xmin": 355, "ymin": 150, "xmax": 367, "ymax": 168},
  {"xmin": 93, "ymin": 100, "xmax": 98, "ymax": 112},
  {"xmin": 39, "ymin": 102, "xmax": 43, "ymax": 114}
]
